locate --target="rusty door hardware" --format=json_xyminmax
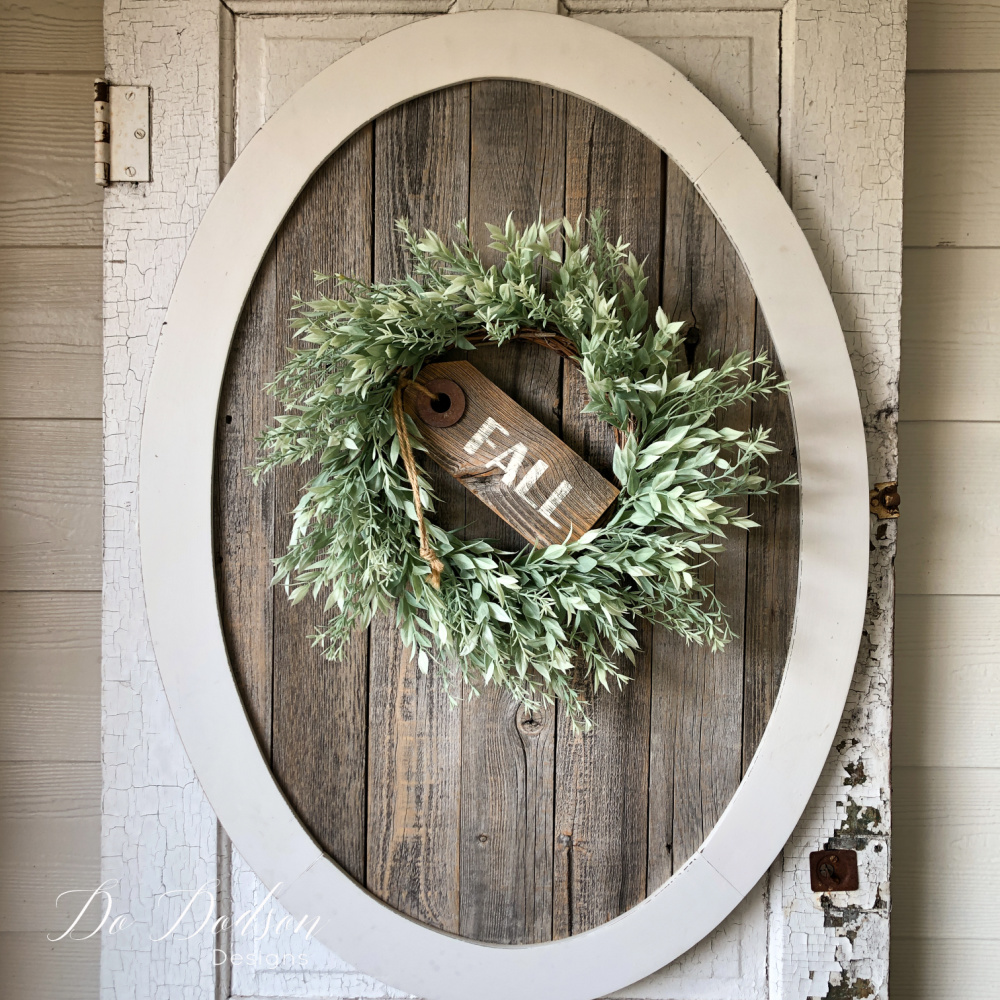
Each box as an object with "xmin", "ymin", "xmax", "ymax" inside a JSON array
[
  {"xmin": 869, "ymin": 481, "xmax": 899, "ymax": 519},
  {"xmin": 94, "ymin": 80, "xmax": 151, "ymax": 185},
  {"xmin": 809, "ymin": 849, "xmax": 859, "ymax": 891}
]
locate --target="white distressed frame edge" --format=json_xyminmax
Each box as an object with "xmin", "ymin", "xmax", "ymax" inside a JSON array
[{"xmin": 137, "ymin": 12, "xmax": 868, "ymax": 1000}]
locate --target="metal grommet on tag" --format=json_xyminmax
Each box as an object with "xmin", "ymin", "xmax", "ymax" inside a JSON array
[{"xmin": 414, "ymin": 378, "xmax": 466, "ymax": 427}]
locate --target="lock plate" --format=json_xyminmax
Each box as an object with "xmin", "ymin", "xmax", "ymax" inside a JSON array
[{"xmin": 809, "ymin": 849, "xmax": 860, "ymax": 892}]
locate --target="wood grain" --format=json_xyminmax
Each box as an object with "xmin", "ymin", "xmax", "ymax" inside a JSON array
[
  {"xmin": 366, "ymin": 613, "xmax": 462, "ymax": 933},
  {"xmin": 271, "ymin": 127, "xmax": 374, "ymax": 883},
  {"xmin": 0, "ymin": 73, "xmax": 102, "ymax": 247},
  {"xmin": 904, "ymin": 73, "xmax": 1000, "ymax": 248},
  {"xmin": 742, "ymin": 309, "xmax": 798, "ymax": 769},
  {"xmin": 901, "ymin": 248, "xmax": 1000, "ymax": 421},
  {"xmin": 651, "ymin": 158, "xmax": 755, "ymax": 882},
  {"xmin": 459, "ymin": 81, "xmax": 565, "ymax": 945},
  {"xmin": 896, "ymin": 420, "xmax": 1000, "ymax": 595},
  {"xmin": 0, "ymin": 592, "xmax": 99, "ymax": 763},
  {"xmin": 0, "ymin": 762, "xmax": 100, "ymax": 932},
  {"xmin": 555, "ymin": 99, "xmax": 660, "ymax": 932},
  {"xmin": 0, "ymin": 248, "xmax": 102, "ymax": 418},
  {"xmin": 215, "ymin": 249, "xmax": 277, "ymax": 752},
  {"xmin": 466, "ymin": 80, "xmax": 567, "ymax": 539},
  {"xmin": 894, "ymin": 595, "xmax": 1000, "ymax": 769},
  {"xmin": 0, "ymin": 0, "xmax": 104, "ymax": 72},
  {"xmin": 406, "ymin": 361, "xmax": 619, "ymax": 548},
  {"xmin": 369, "ymin": 87, "xmax": 469, "ymax": 930},
  {"xmin": 0, "ymin": 419, "xmax": 100, "ymax": 590}
]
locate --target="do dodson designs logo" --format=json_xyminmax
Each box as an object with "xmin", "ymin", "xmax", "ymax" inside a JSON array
[{"xmin": 48, "ymin": 879, "xmax": 320, "ymax": 970}]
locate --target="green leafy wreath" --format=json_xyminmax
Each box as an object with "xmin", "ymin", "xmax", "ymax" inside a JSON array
[{"xmin": 254, "ymin": 214, "xmax": 794, "ymax": 728}]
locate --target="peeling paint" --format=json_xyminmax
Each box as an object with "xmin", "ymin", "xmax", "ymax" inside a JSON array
[
  {"xmin": 843, "ymin": 761, "xmax": 867, "ymax": 787},
  {"xmin": 823, "ymin": 976, "xmax": 875, "ymax": 1000}
]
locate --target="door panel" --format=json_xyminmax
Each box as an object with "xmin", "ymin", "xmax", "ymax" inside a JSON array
[
  {"xmin": 102, "ymin": 1, "xmax": 903, "ymax": 996},
  {"xmin": 234, "ymin": 11, "xmax": 780, "ymax": 176},
  {"xmin": 215, "ymin": 81, "xmax": 799, "ymax": 950}
]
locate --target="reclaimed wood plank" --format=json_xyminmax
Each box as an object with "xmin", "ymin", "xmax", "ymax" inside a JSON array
[
  {"xmin": 0, "ymin": 0, "xmax": 104, "ymax": 72},
  {"xmin": 0, "ymin": 419, "xmax": 100, "ymax": 590},
  {"xmin": 270, "ymin": 127, "xmax": 374, "ymax": 883},
  {"xmin": 215, "ymin": 249, "xmax": 276, "ymax": 753},
  {"xmin": 742, "ymin": 308, "xmax": 797, "ymax": 768},
  {"xmin": 648, "ymin": 159, "xmax": 754, "ymax": 884},
  {"xmin": 0, "ymin": 592, "xmax": 99, "ymax": 763},
  {"xmin": 466, "ymin": 80, "xmax": 567, "ymax": 544},
  {"xmin": 459, "ymin": 81, "xmax": 564, "ymax": 945},
  {"xmin": 0, "ymin": 73, "xmax": 102, "ymax": 246},
  {"xmin": 554, "ymin": 100, "xmax": 659, "ymax": 934},
  {"xmin": 0, "ymin": 248, "xmax": 102, "ymax": 418},
  {"xmin": 368, "ymin": 88, "xmax": 469, "ymax": 930}
]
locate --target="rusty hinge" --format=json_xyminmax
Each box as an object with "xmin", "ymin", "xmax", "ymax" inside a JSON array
[
  {"xmin": 94, "ymin": 79, "xmax": 150, "ymax": 186},
  {"xmin": 869, "ymin": 481, "xmax": 899, "ymax": 520}
]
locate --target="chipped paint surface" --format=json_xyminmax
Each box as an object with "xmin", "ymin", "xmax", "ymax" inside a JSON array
[
  {"xmin": 769, "ymin": 1, "xmax": 902, "ymax": 997},
  {"xmin": 102, "ymin": 1, "xmax": 901, "ymax": 997},
  {"xmin": 103, "ymin": 2, "xmax": 223, "ymax": 997}
]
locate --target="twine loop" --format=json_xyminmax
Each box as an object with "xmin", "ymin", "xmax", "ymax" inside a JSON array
[{"xmin": 392, "ymin": 378, "xmax": 445, "ymax": 590}]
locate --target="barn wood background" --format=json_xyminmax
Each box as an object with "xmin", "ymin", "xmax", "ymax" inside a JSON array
[{"xmin": 214, "ymin": 83, "xmax": 799, "ymax": 944}]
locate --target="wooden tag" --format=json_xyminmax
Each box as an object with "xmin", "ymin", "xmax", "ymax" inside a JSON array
[{"xmin": 403, "ymin": 361, "xmax": 619, "ymax": 548}]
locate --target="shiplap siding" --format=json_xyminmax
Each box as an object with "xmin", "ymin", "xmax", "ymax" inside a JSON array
[
  {"xmin": 893, "ymin": 1, "xmax": 1000, "ymax": 994},
  {"xmin": 0, "ymin": 0, "xmax": 103, "ymax": 994},
  {"xmin": 0, "ymin": 0, "xmax": 995, "ymax": 997}
]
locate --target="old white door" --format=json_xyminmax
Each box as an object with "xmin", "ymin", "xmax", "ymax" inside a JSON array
[{"xmin": 103, "ymin": 2, "xmax": 902, "ymax": 999}]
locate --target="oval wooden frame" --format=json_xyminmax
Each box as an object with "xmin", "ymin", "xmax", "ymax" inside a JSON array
[{"xmin": 139, "ymin": 12, "xmax": 868, "ymax": 1000}]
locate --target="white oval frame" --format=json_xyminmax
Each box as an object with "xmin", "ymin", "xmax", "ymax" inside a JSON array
[{"xmin": 139, "ymin": 12, "xmax": 868, "ymax": 1000}]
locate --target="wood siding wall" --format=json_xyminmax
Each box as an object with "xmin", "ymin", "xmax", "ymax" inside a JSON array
[
  {"xmin": 0, "ymin": 0, "xmax": 103, "ymax": 994},
  {"xmin": 892, "ymin": 1, "xmax": 1000, "ymax": 996},
  {"xmin": 1, "ymin": 0, "xmax": 997, "ymax": 997}
]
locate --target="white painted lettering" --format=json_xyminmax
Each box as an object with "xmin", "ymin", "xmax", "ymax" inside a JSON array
[
  {"xmin": 484, "ymin": 442, "xmax": 529, "ymax": 485},
  {"xmin": 513, "ymin": 460, "xmax": 549, "ymax": 507},
  {"xmin": 463, "ymin": 417, "xmax": 509, "ymax": 455},
  {"xmin": 539, "ymin": 480, "xmax": 573, "ymax": 527}
]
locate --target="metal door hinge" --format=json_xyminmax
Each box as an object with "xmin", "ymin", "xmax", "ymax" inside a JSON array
[
  {"xmin": 94, "ymin": 79, "xmax": 150, "ymax": 186},
  {"xmin": 869, "ymin": 481, "xmax": 899, "ymax": 519}
]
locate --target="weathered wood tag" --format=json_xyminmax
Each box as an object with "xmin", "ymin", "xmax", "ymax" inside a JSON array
[{"xmin": 403, "ymin": 361, "xmax": 619, "ymax": 548}]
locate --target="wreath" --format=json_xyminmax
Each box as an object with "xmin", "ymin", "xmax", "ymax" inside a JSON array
[{"xmin": 254, "ymin": 214, "xmax": 793, "ymax": 728}]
